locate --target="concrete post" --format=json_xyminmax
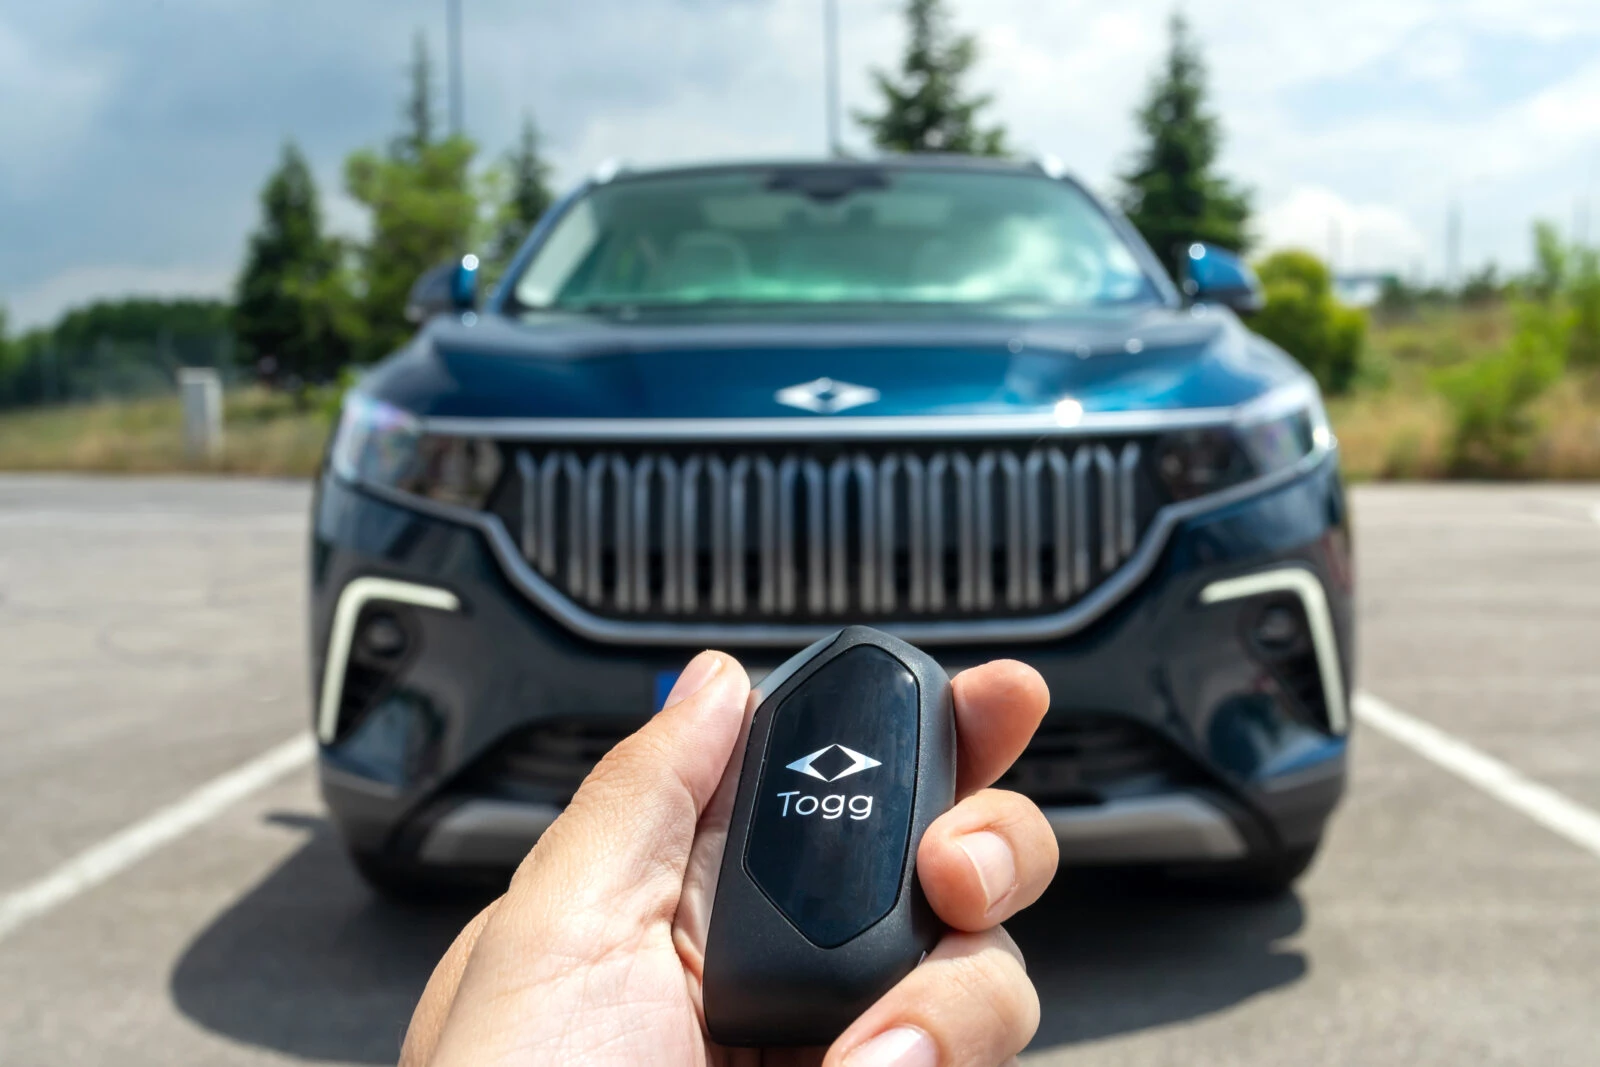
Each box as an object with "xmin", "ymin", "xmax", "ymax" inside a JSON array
[{"xmin": 178, "ymin": 368, "xmax": 224, "ymax": 462}]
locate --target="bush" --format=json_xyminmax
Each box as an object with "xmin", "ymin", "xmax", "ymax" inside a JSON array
[
  {"xmin": 1252, "ymin": 250, "xmax": 1367, "ymax": 395},
  {"xmin": 1433, "ymin": 302, "xmax": 1570, "ymax": 476},
  {"xmin": 1569, "ymin": 247, "xmax": 1600, "ymax": 370}
]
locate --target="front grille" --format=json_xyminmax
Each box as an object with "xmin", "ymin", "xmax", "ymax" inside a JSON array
[
  {"xmin": 999, "ymin": 715, "xmax": 1205, "ymax": 805},
  {"xmin": 489, "ymin": 439, "xmax": 1160, "ymax": 623}
]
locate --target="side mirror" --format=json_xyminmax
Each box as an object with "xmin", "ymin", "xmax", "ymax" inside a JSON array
[
  {"xmin": 1181, "ymin": 243, "xmax": 1264, "ymax": 316},
  {"xmin": 405, "ymin": 254, "xmax": 480, "ymax": 323}
]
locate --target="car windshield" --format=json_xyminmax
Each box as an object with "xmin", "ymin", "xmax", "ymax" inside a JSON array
[{"xmin": 510, "ymin": 167, "xmax": 1160, "ymax": 315}]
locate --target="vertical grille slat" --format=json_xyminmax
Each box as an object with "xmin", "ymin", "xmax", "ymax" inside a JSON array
[
  {"xmin": 1095, "ymin": 445, "xmax": 1118, "ymax": 575},
  {"xmin": 1118, "ymin": 443, "xmax": 1140, "ymax": 558},
  {"xmin": 877, "ymin": 455, "xmax": 899, "ymax": 614},
  {"xmin": 727, "ymin": 457, "xmax": 750, "ymax": 615},
  {"xmin": 953, "ymin": 452, "xmax": 977, "ymax": 611},
  {"xmin": 610, "ymin": 455, "xmax": 633, "ymax": 611},
  {"xmin": 537, "ymin": 454, "xmax": 561, "ymax": 576},
  {"xmin": 707, "ymin": 457, "xmax": 729, "ymax": 614},
  {"xmin": 1021, "ymin": 451, "xmax": 1044, "ymax": 608},
  {"xmin": 855, "ymin": 455, "xmax": 878, "ymax": 614},
  {"xmin": 1071, "ymin": 447, "xmax": 1092, "ymax": 593},
  {"xmin": 803, "ymin": 459, "xmax": 827, "ymax": 615},
  {"xmin": 631, "ymin": 456, "xmax": 653, "ymax": 612},
  {"xmin": 583, "ymin": 455, "xmax": 607, "ymax": 606},
  {"xmin": 658, "ymin": 457, "xmax": 680, "ymax": 613},
  {"xmin": 506, "ymin": 438, "xmax": 1153, "ymax": 623},
  {"xmin": 563, "ymin": 454, "xmax": 586, "ymax": 597},
  {"xmin": 925, "ymin": 454, "xmax": 948, "ymax": 612},
  {"xmin": 1046, "ymin": 449, "xmax": 1071, "ymax": 600},
  {"xmin": 516, "ymin": 450, "xmax": 538, "ymax": 562},
  {"xmin": 679, "ymin": 456, "xmax": 701, "ymax": 614},
  {"xmin": 756, "ymin": 457, "xmax": 778, "ymax": 615},
  {"xmin": 777, "ymin": 456, "xmax": 799, "ymax": 614},
  {"xmin": 1000, "ymin": 451, "xmax": 1024, "ymax": 610},
  {"xmin": 904, "ymin": 454, "xmax": 926, "ymax": 612},
  {"xmin": 973, "ymin": 452, "xmax": 996, "ymax": 611},
  {"xmin": 827, "ymin": 457, "xmax": 851, "ymax": 613}
]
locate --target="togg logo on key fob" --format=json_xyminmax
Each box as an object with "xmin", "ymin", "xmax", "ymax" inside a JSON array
[{"xmin": 702, "ymin": 626, "xmax": 955, "ymax": 1047}]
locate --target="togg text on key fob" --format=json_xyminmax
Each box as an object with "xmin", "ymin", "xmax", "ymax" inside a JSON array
[{"xmin": 702, "ymin": 626, "xmax": 956, "ymax": 1047}]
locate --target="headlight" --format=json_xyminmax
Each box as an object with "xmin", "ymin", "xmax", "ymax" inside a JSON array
[
  {"xmin": 1152, "ymin": 380, "xmax": 1331, "ymax": 501},
  {"xmin": 329, "ymin": 393, "xmax": 503, "ymax": 508}
]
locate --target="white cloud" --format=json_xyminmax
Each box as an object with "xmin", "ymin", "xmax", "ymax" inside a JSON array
[{"xmin": 1257, "ymin": 187, "xmax": 1428, "ymax": 273}]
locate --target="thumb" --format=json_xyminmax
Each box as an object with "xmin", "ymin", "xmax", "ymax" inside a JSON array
[{"xmin": 503, "ymin": 650, "xmax": 751, "ymax": 928}]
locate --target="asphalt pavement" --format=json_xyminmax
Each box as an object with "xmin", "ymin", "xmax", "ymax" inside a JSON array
[{"xmin": 1, "ymin": 475, "xmax": 1598, "ymax": 1066}]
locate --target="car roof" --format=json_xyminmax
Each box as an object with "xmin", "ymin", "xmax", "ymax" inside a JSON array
[{"xmin": 601, "ymin": 154, "xmax": 1063, "ymax": 185}]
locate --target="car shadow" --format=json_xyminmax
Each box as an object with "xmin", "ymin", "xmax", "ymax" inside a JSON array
[
  {"xmin": 169, "ymin": 813, "xmax": 493, "ymax": 1065},
  {"xmin": 1011, "ymin": 869, "xmax": 1309, "ymax": 1050},
  {"xmin": 171, "ymin": 817, "xmax": 1306, "ymax": 1061}
]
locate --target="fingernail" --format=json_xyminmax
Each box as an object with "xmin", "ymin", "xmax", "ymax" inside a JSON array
[
  {"xmin": 844, "ymin": 1026, "xmax": 938, "ymax": 1067},
  {"xmin": 663, "ymin": 651, "xmax": 723, "ymax": 708},
  {"xmin": 958, "ymin": 830, "xmax": 1016, "ymax": 913}
]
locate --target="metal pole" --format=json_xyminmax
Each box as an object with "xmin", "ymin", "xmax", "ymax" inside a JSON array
[
  {"xmin": 824, "ymin": 0, "xmax": 841, "ymax": 157},
  {"xmin": 447, "ymin": 0, "xmax": 464, "ymax": 136},
  {"xmin": 1446, "ymin": 200, "xmax": 1461, "ymax": 289}
]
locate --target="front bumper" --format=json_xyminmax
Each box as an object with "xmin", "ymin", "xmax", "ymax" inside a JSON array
[{"xmin": 310, "ymin": 451, "xmax": 1353, "ymax": 868}]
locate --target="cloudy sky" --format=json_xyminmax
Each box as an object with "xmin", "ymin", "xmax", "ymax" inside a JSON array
[{"xmin": 4, "ymin": 0, "xmax": 1599, "ymax": 329}]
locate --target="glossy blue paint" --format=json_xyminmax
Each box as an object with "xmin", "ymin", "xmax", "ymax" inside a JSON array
[{"xmin": 360, "ymin": 306, "xmax": 1306, "ymax": 421}]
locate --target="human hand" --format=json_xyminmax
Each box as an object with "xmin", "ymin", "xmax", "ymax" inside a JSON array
[{"xmin": 400, "ymin": 650, "xmax": 1057, "ymax": 1067}]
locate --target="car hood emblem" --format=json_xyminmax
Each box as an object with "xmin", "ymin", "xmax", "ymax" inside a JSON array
[
  {"xmin": 786, "ymin": 744, "xmax": 882, "ymax": 782},
  {"xmin": 775, "ymin": 377, "xmax": 880, "ymax": 414}
]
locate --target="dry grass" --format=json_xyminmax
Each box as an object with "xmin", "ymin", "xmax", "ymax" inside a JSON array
[
  {"xmin": 1328, "ymin": 379, "xmax": 1600, "ymax": 481},
  {"xmin": 1334, "ymin": 303, "xmax": 1600, "ymax": 480},
  {"xmin": 0, "ymin": 388, "xmax": 334, "ymax": 477}
]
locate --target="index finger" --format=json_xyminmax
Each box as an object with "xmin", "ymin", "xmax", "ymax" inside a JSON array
[{"xmin": 950, "ymin": 659, "xmax": 1050, "ymax": 798}]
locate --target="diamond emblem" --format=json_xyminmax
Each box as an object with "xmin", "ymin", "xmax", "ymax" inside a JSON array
[
  {"xmin": 786, "ymin": 743, "xmax": 882, "ymax": 783},
  {"xmin": 775, "ymin": 377, "xmax": 880, "ymax": 414}
]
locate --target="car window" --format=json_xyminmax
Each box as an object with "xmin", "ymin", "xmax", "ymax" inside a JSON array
[{"xmin": 511, "ymin": 169, "xmax": 1158, "ymax": 314}]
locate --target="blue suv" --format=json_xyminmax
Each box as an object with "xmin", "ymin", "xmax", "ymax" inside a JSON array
[{"xmin": 311, "ymin": 156, "xmax": 1353, "ymax": 899}]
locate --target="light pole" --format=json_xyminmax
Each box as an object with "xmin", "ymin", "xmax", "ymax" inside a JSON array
[
  {"xmin": 824, "ymin": 0, "xmax": 841, "ymax": 157},
  {"xmin": 447, "ymin": 0, "xmax": 464, "ymax": 136}
]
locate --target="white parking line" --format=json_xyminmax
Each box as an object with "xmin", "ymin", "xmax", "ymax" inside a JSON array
[
  {"xmin": 0, "ymin": 511, "xmax": 306, "ymax": 532},
  {"xmin": 0, "ymin": 734, "xmax": 315, "ymax": 945},
  {"xmin": 1356, "ymin": 692, "xmax": 1600, "ymax": 861}
]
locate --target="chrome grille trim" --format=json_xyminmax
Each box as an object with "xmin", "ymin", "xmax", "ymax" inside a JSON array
[
  {"xmin": 501, "ymin": 441, "xmax": 1148, "ymax": 624},
  {"xmin": 355, "ymin": 433, "xmax": 1334, "ymax": 646}
]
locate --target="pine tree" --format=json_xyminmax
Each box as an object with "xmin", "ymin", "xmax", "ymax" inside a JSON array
[
  {"xmin": 857, "ymin": 0, "xmax": 1007, "ymax": 156},
  {"xmin": 233, "ymin": 142, "xmax": 356, "ymax": 384},
  {"xmin": 488, "ymin": 115, "xmax": 555, "ymax": 272},
  {"xmin": 347, "ymin": 33, "xmax": 481, "ymax": 358},
  {"xmin": 393, "ymin": 31, "xmax": 436, "ymax": 163},
  {"xmin": 1119, "ymin": 13, "xmax": 1251, "ymax": 280}
]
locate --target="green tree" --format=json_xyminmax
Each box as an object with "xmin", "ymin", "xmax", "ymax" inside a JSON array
[
  {"xmin": 1569, "ymin": 246, "xmax": 1600, "ymax": 369},
  {"xmin": 856, "ymin": 0, "xmax": 1007, "ymax": 156},
  {"xmin": 1119, "ymin": 13, "xmax": 1251, "ymax": 280},
  {"xmin": 394, "ymin": 31, "xmax": 437, "ymax": 163},
  {"xmin": 346, "ymin": 33, "xmax": 482, "ymax": 358},
  {"xmin": 486, "ymin": 114, "xmax": 555, "ymax": 275},
  {"xmin": 0, "ymin": 307, "xmax": 17, "ymax": 406},
  {"xmin": 1252, "ymin": 250, "xmax": 1366, "ymax": 395},
  {"xmin": 234, "ymin": 142, "xmax": 358, "ymax": 384},
  {"xmin": 1435, "ymin": 301, "xmax": 1570, "ymax": 475},
  {"xmin": 1529, "ymin": 220, "xmax": 1567, "ymax": 301}
]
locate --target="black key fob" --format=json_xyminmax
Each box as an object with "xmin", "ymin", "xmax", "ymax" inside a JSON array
[{"xmin": 702, "ymin": 626, "xmax": 956, "ymax": 1047}]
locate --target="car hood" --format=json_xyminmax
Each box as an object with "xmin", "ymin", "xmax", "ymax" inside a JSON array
[{"xmin": 364, "ymin": 307, "xmax": 1307, "ymax": 421}]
